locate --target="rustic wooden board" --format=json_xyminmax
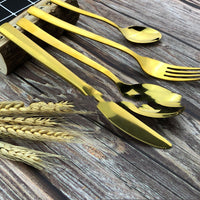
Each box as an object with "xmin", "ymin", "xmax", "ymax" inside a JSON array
[{"xmin": 0, "ymin": 0, "xmax": 200, "ymax": 199}]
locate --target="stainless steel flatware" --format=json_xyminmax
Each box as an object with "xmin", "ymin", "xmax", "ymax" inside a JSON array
[
  {"xmin": 16, "ymin": 18, "xmax": 184, "ymax": 118},
  {"xmin": 27, "ymin": 6, "xmax": 200, "ymax": 81},
  {"xmin": 50, "ymin": 0, "xmax": 162, "ymax": 44},
  {"xmin": 0, "ymin": 22, "xmax": 172, "ymax": 148}
]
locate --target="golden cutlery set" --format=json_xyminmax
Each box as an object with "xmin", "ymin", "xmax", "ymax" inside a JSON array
[{"xmin": 0, "ymin": 0, "xmax": 199, "ymax": 148}]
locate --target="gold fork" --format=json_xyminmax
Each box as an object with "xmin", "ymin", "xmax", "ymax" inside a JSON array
[
  {"xmin": 0, "ymin": 23, "xmax": 172, "ymax": 148},
  {"xmin": 27, "ymin": 6, "xmax": 200, "ymax": 81}
]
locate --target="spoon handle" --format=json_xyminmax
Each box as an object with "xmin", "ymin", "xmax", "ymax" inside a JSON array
[
  {"xmin": 0, "ymin": 23, "xmax": 103, "ymax": 101},
  {"xmin": 27, "ymin": 7, "xmax": 141, "ymax": 60},
  {"xmin": 51, "ymin": 0, "xmax": 119, "ymax": 29}
]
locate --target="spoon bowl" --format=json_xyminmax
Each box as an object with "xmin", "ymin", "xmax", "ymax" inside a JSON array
[
  {"xmin": 119, "ymin": 26, "xmax": 162, "ymax": 43},
  {"xmin": 117, "ymin": 83, "xmax": 182, "ymax": 108},
  {"xmin": 119, "ymin": 101, "xmax": 183, "ymax": 118}
]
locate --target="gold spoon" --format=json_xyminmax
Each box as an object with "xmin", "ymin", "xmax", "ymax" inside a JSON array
[
  {"xmin": 0, "ymin": 22, "xmax": 172, "ymax": 148},
  {"xmin": 17, "ymin": 18, "xmax": 183, "ymax": 118},
  {"xmin": 50, "ymin": 0, "xmax": 162, "ymax": 43}
]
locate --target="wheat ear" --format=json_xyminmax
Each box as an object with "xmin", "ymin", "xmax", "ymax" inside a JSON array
[
  {"xmin": 0, "ymin": 117, "xmax": 57, "ymax": 126},
  {"xmin": 0, "ymin": 124, "xmax": 80, "ymax": 142},
  {"xmin": 0, "ymin": 141, "xmax": 64, "ymax": 170},
  {"xmin": 0, "ymin": 101, "xmax": 86, "ymax": 116},
  {"xmin": 0, "ymin": 101, "xmax": 24, "ymax": 109}
]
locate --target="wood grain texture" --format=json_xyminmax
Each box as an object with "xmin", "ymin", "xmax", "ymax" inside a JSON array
[{"xmin": 0, "ymin": 0, "xmax": 200, "ymax": 199}]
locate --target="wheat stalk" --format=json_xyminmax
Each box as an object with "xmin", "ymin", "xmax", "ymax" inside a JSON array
[
  {"xmin": 0, "ymin": 124, "xmax": 80, "ymax": 142},
  {"xmin": 0, "ymin": 141, "xmax": 64, "ymax": 170}
]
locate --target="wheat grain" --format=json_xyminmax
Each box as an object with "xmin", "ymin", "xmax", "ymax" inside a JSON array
[
  {"xmin": 0, "ymin": 141, "xmax": 64, "ymax": 170},
  {"xmin": 0, "ymin": 124, "xmax": 79, "ymax": 142}
]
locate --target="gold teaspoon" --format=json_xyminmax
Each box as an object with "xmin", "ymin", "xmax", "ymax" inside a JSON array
[{"xmin": 51, "ymin": 0, "xmax": 162, "ymax": 43}]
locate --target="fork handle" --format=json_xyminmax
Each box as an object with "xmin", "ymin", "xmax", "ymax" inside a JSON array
[
  {"xmin": 27, "ymin": 7, "xmax": 141, "ymax": 60},
  {"xmin": 0, "ymin": 23, "xmax": 103, "ymax": 100}
]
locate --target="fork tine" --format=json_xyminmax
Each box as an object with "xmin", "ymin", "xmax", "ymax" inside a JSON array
[
  {"xmin": 165, "ymin": 73, "xmax": 200, "ymax": 78},
  {"xmin": 163, "ymin": 75, "xmax": 200, "ymax": 81},
  {"xmin": 166, "ymin": 69, "xmax": 200, "ymax": 74},
  {"xmin": 165, "ymin": 67, "xmax": 200, "ymax": 80},
  {"xmin": 167, "ymin": 66, "xmax": 200, "ymax": 70}
]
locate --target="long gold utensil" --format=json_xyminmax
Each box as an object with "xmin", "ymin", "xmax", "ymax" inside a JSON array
[
  {"xmin": 0, "ymin": 23, "xmax": 172, "ymax": 148},
  {"xmin": 17, "ymin": 18, "xmax": 183, "ymax": 118},
  {"xmin": 50, "ymin": 0, "xmax": 162, "ymax": 44},
  {"xmin": 27, "ymin": 6, "xmax": 200, "ymax": 81}
]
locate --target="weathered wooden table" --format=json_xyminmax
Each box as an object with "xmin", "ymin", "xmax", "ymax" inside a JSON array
[{"xmin": 0, "ymin": 0, "xmax": 199, "ymax": 199}]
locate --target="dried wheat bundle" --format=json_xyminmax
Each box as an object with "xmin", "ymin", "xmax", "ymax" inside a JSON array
[
  {"xmin": 0, "ymin": 100, "xmax": 90, "ymax": 170},
  {"xmin": 0, "ymin": 124, "xmax": 80, "ymax": 142},
  {"xmin": 0, "ymin": 101, "xmax": 87, "ymax": 116},
  {"xmin": 0, "ymin": 141, "xmax": 64, "ymax": 170}
]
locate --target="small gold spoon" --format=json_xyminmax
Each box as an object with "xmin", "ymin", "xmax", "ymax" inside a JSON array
[{"xmin": 50, "ymin": 0, "xmax": 162, "ymax": 43}]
